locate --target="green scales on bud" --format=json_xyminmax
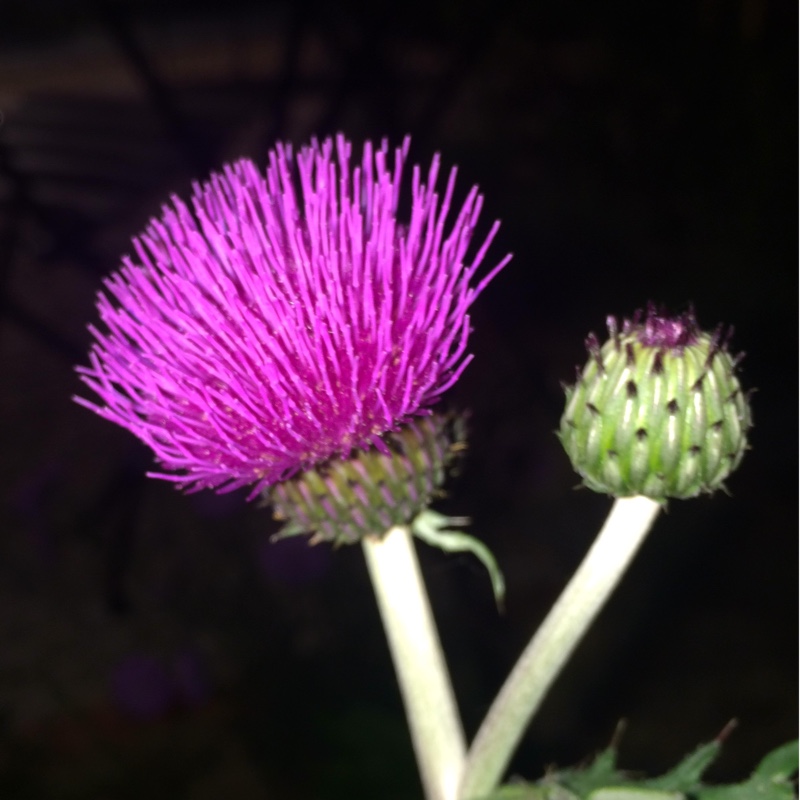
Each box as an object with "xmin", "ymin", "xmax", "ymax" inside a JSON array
[
  {"xmin": 266, "ymin": 411, "xmax": 506, "ymax": 604},
  {"xmin": 559, "ymin": 306, "xmax": 752, "ymax": 501},
  {"xmin": 268, "ymin": 413, "xmax": 466, "ymax": 545}
]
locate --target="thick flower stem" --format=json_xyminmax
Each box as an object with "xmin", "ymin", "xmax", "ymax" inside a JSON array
[
  {"xmin": 458, "ymin": 495, "xmax": 662, "ymax": 800},
  {"xmin": 363, "ymin": 525, "xmax": 466, "ymax": 800}
]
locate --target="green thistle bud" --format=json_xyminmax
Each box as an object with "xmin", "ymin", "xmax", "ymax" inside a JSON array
[
  {"xmin": 558, "ymin": 305, "xmax": 752, "ymax": 501},
  {"xmin": 267, "ymin": 413, "xmax": 466, "ymax": 546}
]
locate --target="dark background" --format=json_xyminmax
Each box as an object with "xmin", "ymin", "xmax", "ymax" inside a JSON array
[{"xmin": 0, "ymin": 1, "xmax": 796, "ymax": 798}]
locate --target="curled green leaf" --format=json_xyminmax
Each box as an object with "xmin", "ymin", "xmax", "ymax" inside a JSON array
[{"xmin": 411, "ymin": 509, "xmax": 506, "ymax": 609}]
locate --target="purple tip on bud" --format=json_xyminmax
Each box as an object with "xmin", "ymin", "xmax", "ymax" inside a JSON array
[{"xmin": 616, "ymin": 303, "xmax": 700, "ymax": 351}]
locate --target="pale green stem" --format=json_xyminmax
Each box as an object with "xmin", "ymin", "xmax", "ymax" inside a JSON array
[
  {"xmin": 363, "ymin": 525, "xmax": 467, "ymax": 800},
  {"xmin": 458, "ymin": 495, "xmax": 663, "ymax": 800}
]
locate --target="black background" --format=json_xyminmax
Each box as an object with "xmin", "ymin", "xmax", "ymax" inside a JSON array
[{"xmin": 0, "ymin": 1, "xmax": 796, "ymax": 798}]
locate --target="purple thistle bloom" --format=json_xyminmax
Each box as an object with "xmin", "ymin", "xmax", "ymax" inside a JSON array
[{"xmin": 76, "ymin": 135, "xmax": 511, "ymax": 498}]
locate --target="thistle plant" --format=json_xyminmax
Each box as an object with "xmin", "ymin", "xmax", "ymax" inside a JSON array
[
  {"xmin": 459, "ymin": 306, "xmax": 754, "ymax": 799},
  {"xmin": 75, "ymin": 134, "xmax": 786, "ymax": 800},
  {"xmin": 76, "ymin": 134, "xmax": 510, "ymax": 800}
]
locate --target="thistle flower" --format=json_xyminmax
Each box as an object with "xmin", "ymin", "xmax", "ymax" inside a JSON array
[
  {"xmin": 559, "ymin": 305, "xmax": 752, "ymax": 500},
  {"xmin": 76, "ymin": 135, "xmax": 511, "ymax": 507}
]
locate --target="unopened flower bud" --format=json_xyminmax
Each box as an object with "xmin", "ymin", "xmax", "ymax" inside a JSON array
[{"xmin": 559, "ymin": 306, "xmax": 752, "ymax": 501}]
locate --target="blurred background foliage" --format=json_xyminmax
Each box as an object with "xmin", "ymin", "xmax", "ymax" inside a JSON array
[{"xmin": 0, "ymin": 0, "xmax": 795, "ymax": 797}]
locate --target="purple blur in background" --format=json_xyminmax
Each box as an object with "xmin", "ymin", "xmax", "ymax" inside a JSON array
[{"xmin": 110, "ymin": 650, "xmax": 210, "ymax": 721}]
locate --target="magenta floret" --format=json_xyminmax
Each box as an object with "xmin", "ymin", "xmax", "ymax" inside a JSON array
[
  {"xmin": 76, "ymin": 135, "xmax": 511, "ymax": 497},
  {"xmin": 616, "ymin": 303, "xmax": 700, "ymax": 350}
]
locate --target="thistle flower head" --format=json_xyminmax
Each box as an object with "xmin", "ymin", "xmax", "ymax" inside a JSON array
[
  {"xmin": 76, "ymin": 135, "xmax": 511, "ymax": 498},
  {"xmin": 559, "ymin": 304, "xmax": 752, "ymax": 501}
]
